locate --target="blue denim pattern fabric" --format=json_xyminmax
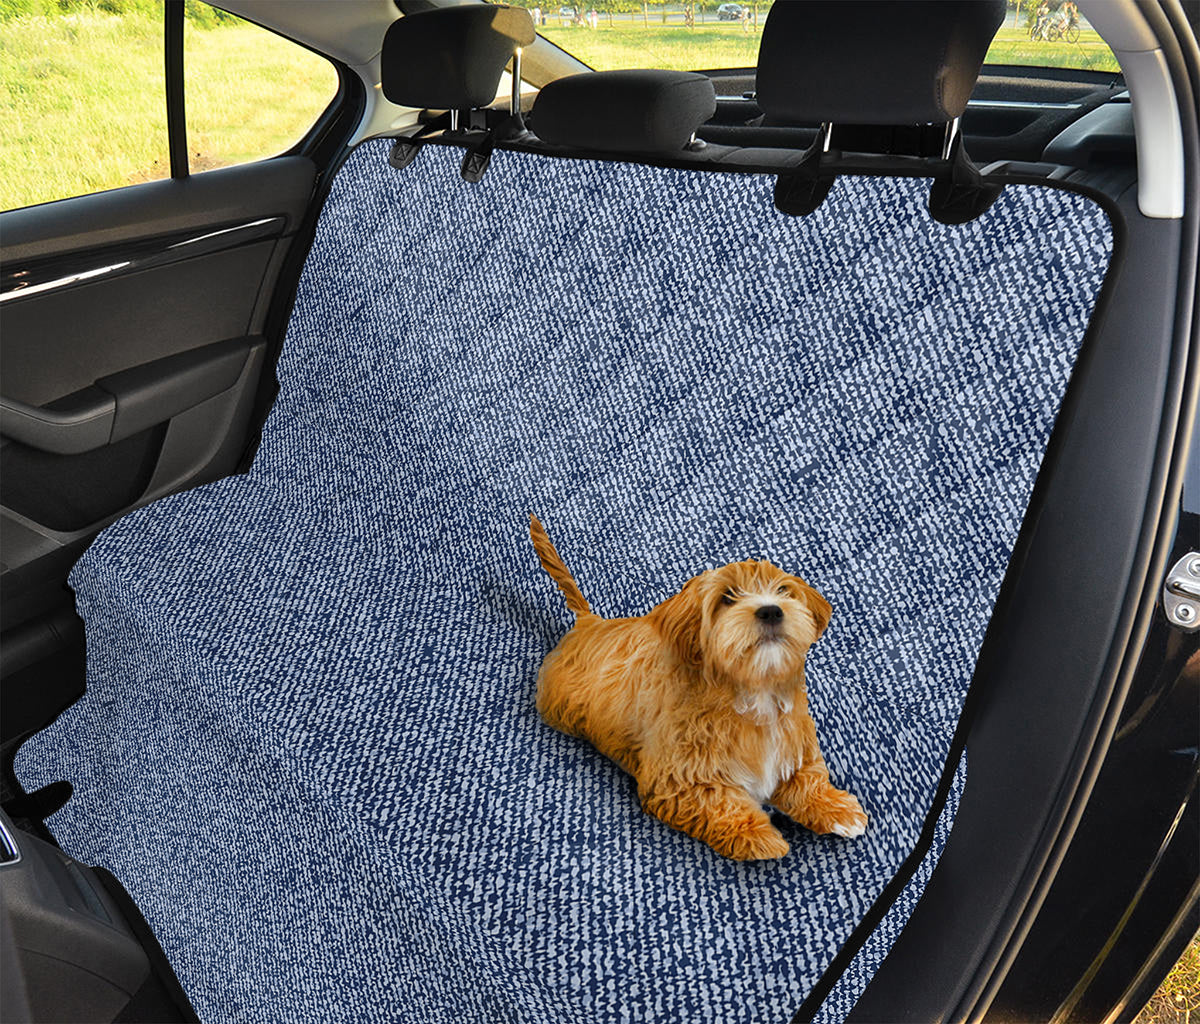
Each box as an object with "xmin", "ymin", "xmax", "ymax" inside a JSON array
[{"xmin": 17, "ymin": 140, "xmax": 1111, "ymax": 1022}]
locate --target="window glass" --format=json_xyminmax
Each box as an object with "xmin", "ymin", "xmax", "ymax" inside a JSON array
[
  {"xmin": 184, "ymin": 3, "xmax": 339, "ymax": 172},
  {"xmin": 0, "ymin": 0, "xmax": 340, "ymax": 213},
  {"xmin": 0, "ymin": 0, "xmax": 170, "ymax": 211},
  {"xmin": 520, "ymin": 1, "xmax": 1119, "ymax": 75},
  {"xmin": 527, "ymin": 2, "xmax": 766, "ymax": 72},
  {"xmin": 989, "ymin": 1, "xmax": 1118, "ymax": 72}
]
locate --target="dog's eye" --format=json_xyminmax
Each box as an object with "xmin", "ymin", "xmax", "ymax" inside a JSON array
[
  {"xmin": 720, "ymin": 589, "xmax": 737, "ymax": 606},
  {"xmin": 776, "ymin": 584, "xmax": 789, "ymax": 596}
]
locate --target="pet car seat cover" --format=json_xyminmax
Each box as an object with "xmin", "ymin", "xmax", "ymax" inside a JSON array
[
  {"xmin": 532, "ymin": 69, "xmax": 717, "ymax": 153},
  {"xmin": 17, "ymin": 142, "xmax": 1111, "ymax": 1024},
  {"xmin": 757, "ymin": 0, "xmax": 1006, "ymax": 125},
  {"xmin": 381, "ymin": 4, "xmax": 535, "ymax": 110}
]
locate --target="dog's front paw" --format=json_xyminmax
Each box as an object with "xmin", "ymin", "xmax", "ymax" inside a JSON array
[
  {"xmin": 812, "ymin": 790, "xmax": 868, "ymax": 839},
  {"xmin": 714, "ymin": 818, "xmax": 790, "ymax": 861}
]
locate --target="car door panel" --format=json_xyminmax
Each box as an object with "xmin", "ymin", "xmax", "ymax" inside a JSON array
[
  {"xmin": 0, "ymin": 156, "xmax": 314, "ymax": 264},
  {"xmin": 0, "ymin": 157, "xmax": 317, "ymax": 630}
]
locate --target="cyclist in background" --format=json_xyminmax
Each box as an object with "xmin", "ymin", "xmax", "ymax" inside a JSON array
[
  {"xmin": 1032, "ymin": 0, "xmax": 1052, "ymax": 40},
  {"xmin": 1060, "ymin": 1, "xmax": 1080, "ymax": 35}
]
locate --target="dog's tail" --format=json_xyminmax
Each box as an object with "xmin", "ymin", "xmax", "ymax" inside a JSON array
[{"xmin": 529, "ymin": 515, "xmax": 592, "ymax": 618}]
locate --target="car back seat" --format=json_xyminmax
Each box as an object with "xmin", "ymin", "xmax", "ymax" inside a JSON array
[{"xmin": 15, "ymin": 5, "xmax": 1115, "ymax": 1021}]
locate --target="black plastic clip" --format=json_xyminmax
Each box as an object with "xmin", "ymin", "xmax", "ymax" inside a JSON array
[
  {"xmin": 2, "ymin": 779, "xmax": 73, "ymax": 822},
  {"xmin": 385, "ymin": 112, "xmax": 452, "ymax": 174},
  {"xmin": 494, "ymin": 112, "xmax": 533, "ymax": 144},
  {"xmin": 928, "ymin": 129, "xmax": 1003, "ymax": 225},
  {"xmin": 388, "ymin": 138, "xmax": 422, "ymax": 172},
  {"xmin": 461, "ymin": 131, "xmax": 496, "ymax": 183},
  {"xmin": 775, "ymin": 172, "xmax": 835, "ymax": 217},
  {"xmin": 774, "ymin": 122, "xmax": 836, "ymax": 217}
]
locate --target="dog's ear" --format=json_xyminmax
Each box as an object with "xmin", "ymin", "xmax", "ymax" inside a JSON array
[
  {"xmin": 650, "ymin": 576, "xmax": 706, "ymax": 671},
  {"xmin": 802, "ymin": 583, "xmax": 832, "ymax": 641}
]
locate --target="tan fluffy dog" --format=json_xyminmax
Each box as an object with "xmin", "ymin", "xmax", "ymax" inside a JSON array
[{"xmin": 530, "ymin": 515, "xmax": 867, "ymax": 861}]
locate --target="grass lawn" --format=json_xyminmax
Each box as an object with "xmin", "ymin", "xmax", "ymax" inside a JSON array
[
  {"xmin": 184, "ymin": 16, "xmax": 338, "ymax": 173},
  {"xmin": 539, "ymin": 21, "xmax": 765, "ymax": 72},
  {"xmin": 538, "ymin": 20, "xmax": 1119, "ymax": 74},
  {"xmin": 0, "ymin": 10, "xmax": 336, "ymax": 210},
  {"xmin": 0, "ymin": 10, "xmax": 1118, "ymax": 211},
  {"xmin": 1, "ymin": 11, "xmax": 168, "ymax": 209},
  {"xmin": 986, "ymin": 25, "xmax": 1120, "ymax": 74},
  {"xmin": 1133, "ymin": 934, "xmax": 1199, "ymax": 1024}
]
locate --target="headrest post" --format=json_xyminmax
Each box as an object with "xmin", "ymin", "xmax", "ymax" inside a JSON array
[
  {"xmin": 941, "ymin": 117, "xmax": 961, "ymax": 162},
  {"xmin": 928, "ymin": 122, "xmax": 1003, "ymax": 225},
  {"xmin": 819, "ymin": 122, "xmax": 834, "ymax": 154},
  {"xmin": 449, "ymin": 109, "xmax": 459, "ymax": 132},
  {"xmin": 511, "ymin": 47, "xmax": 522, "ymax": 117}
]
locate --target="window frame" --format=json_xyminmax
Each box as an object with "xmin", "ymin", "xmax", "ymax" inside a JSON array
[{"xmin": 166, "ymin": 0, "xmax": 188, "ymax": 180}]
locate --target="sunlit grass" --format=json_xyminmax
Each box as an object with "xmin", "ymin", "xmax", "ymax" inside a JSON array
[
  {"xmin": 0, "ymin": 12, "xmax": 169, "ymax": 207},
  {"xmin": 537, "ymin": 20, "xmax": 1119, "ymax": 74},
  {"xmin": 987, "ymin": 25, "xmax": 1120, "ymax": 74},
  {"xmin": 1134, "ymin": 934, "xmax": 1200, "ymax": 1024},
  {"xmin": 185, "ymin": 16, "xmax": 338, "ymax": 172},
  {"xmin": 0, "ymin": 7, "xmax": 1121, "ymax": 212},
  {"xmin": 0, "ymin": 10, "xmax": 336, "ymax": 210},
  {"xmin": 539, "ymin": 21, "xmax": 764, "ymax": 72}
]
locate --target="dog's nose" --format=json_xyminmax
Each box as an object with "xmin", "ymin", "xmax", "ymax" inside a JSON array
[{"xmin": 755, "ymin": 604, "xmax": 783, "ymax": 624}]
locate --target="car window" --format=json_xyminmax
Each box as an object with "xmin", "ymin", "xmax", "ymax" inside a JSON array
[
  {"xmin": 0, "ymin": 0, "xmax": 339, "ymax": 213},
  {"xmin": 521, "ymin": 1, "xmax": 1120, "ymax": 75},
  {"xmin": 0, "ymin": 0, "xmax": 171, "ymax": 211},
  {"xmin": 989, "ymin": 0, "xmax": 1118, "ymax": 71},
  {"xmin": 185, "ymin": 3, "xmax": 339, "ymax": 173}
]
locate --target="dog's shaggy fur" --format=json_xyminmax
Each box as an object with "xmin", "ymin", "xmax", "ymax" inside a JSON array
[{"xmin": 530, "ymin": 516, "xmax": 867, "ymax": 861}]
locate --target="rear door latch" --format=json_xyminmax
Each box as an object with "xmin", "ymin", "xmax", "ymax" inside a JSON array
[{"xmin": 1163, "ymin": 552, "xmax": 1200, "ymax": 631}]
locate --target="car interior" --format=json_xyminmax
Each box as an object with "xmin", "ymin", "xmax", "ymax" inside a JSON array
[{"xmin": 0, "ymin": 1, "xmax": 1196, "ymax": 1022}]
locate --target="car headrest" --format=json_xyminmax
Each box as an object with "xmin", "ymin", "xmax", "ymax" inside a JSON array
[
  {"xmin": 757, "ymin": 0, "xmax": 1006, "ymax": 125},
  {"xmin": 532, "ymin": 70, "xmax": 717, "ymax": 153},
  {"xmin": 381, "ymin": 5, "xmax": 535, "ymax": 110}
]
